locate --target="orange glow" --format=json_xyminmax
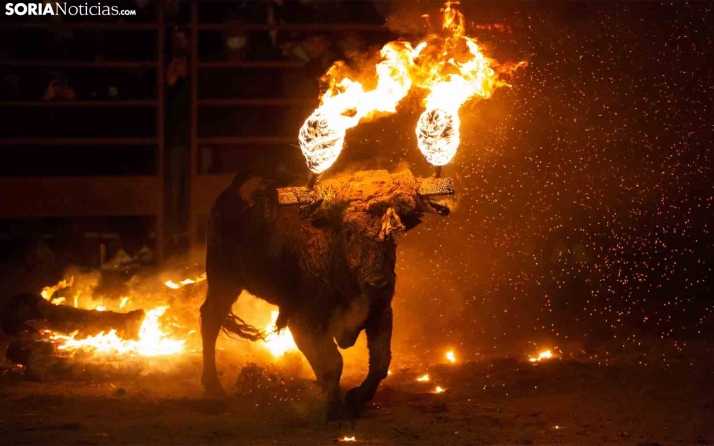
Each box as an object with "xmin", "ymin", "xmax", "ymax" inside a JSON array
[
  {"xmin": 435, "ymin": 386, "xmax": 446, "ymax": 393},
  {"xmin": 340, "ymin": 437, "xmax": 356, "ymax": 442},
  {"xmin": 416, "ymin": 373, "xmax": 430, "ymax": 382},
  {"xmin": 262, "ymin": 310, "xmax": 298, "ymax": 358}
]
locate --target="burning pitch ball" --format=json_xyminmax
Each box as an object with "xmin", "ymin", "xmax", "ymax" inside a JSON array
[
  {"xmin": 298, "ymin": 111, "xmax": 348, "ymax": 174},
  {"xmin": 416, "ymin": 108, "xmax": 460, "ymax": 166}
]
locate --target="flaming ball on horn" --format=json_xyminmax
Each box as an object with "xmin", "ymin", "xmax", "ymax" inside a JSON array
[
  {"xmin": 416, "ymin": 107, "xmax": 460, "ymax": 169},
  {"xmin": 298, "ymin": 111, "xmax": 348, "ymax": 176},
  {"xmin": 411, "ymin": 2, "xmax": 527, "ymax": 175}
]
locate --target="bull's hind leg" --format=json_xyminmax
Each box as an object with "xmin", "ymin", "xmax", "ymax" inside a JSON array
[
  {"xmin": 289, "ymin": 317, "xmax": 345, "ymax": 421},
  {"xmin": 200, "ymin": 282, "xmax": 241, "ymax": 397},
  {"xmin": 345, "ymin": 304, "xmax": 393, "ymax": 416}
]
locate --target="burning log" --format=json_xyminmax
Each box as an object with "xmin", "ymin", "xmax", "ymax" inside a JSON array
[{"xmin": 1, "ymin": 293, "xmax": 145, "ymax": 340}]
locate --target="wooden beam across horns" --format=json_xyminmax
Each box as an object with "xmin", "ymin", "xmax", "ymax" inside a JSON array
[{"xmin": 276, "ymin": 176, "xmax": 455, "ymax": 206}]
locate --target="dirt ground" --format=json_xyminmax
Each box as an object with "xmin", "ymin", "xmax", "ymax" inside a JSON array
[{"xmin": 0, "ymin": 341, "xmax": 712, "ymax": 446}]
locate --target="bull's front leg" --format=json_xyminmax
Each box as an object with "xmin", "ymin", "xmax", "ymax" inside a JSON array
[
  {"xmin": 288, "ymin": 316, "xmax": 345, "ymax": 421},
  {"xmin": 345, "ymin": 303, "xmax": 392, "ymax": 416}
]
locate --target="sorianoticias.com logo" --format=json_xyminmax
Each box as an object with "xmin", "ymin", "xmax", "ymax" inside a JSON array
[{"xmin": 5, "ymin": 2, "xmax": 137, "ymax": 16}]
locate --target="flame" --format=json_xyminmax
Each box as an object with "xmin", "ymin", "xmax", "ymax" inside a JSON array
[
  {"xmin": 262, "ymin": 311, "xmax": 298, "ymax": 358},
  {"xmin": 416, "ymin": 373, "xmax": 430, "ymax": 382},
  {"xmin": 119, "ymin": 296, "xmax": 130, "ymax": 309},
  {"xmin": 529, "ymin": 349, "xmax": 554, "ymax": 363},
  {"xmin": 40, "ymin": 277, "xmax": 74, "ymax": 304},
  {"xmin": 296, "ymin": 1, "xmax": 526, "ymax": 173},
  {"xmin": 413, "ymin": 1, "xmax": 527, "ymax": 166},
  {"xmin": 435, "ymin": 386, "xmax": 446, "ymax": 393},
  {"xmin": 164, "ymin": 273, "xmax": 207, "ymax": 290},
  {"xmin": 51, "ymin": 306, "xmax": 187, "ymax": 357},
  {"xmin": 299, "ymin": 41, "xmax": 415, "ymax": 173},
  {"xmin": 340, "ymin": 437, "xmax": 356, "ymax": 442},
  {"xmin": 446, "ymin": 350, "xmax": 456, "ymax": 363}
]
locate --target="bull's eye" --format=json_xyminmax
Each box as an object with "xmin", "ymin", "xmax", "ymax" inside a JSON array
[{"xmin": 344, "ymin": 228, "xmax": 354, "ymax": 243}]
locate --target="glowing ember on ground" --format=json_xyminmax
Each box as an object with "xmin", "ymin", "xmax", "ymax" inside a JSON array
[
  {"xmin": 446, "ymin": 350, "xmax": 456, "ymax": 363},
  {"xmin": 529, "ymin": 349, "xmax": 554, "ymax": 363},
  {"xmin": 50, "ymin": 306, "xmax": 188, "ymax": 357},
  {"xmin": 417, "ymin": 374, "xmax": 430, "ymax": 382},
  {"xmin": 339, "ymin": 436, "xmax": 356, "ymax": 442},
  {"xmin": 262, "ymin": 311, "xmax": 298, "ymax": 358},
  {"xmin": 435, "ymin": 386, "xmax": 446, "ymax": 393}
]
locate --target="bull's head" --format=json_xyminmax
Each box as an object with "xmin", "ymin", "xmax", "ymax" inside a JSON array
[{"xmin": 281, "ymin": 170, "xmax": 453, "ymax": 291}]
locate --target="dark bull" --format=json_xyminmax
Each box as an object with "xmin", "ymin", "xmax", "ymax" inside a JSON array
[{"xmin": 200, "ymin": 169, "xmax": 453, "ymax": 419}]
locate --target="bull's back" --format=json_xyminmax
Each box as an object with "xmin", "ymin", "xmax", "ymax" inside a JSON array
[{"xmin": 206, "ymin": 174, "xmax": 302, "ymax": 307}]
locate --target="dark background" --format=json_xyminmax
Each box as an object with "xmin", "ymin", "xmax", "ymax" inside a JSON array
[{"xmin": 0, "ymin": 0, "xmax": 711, "ymax": 355}]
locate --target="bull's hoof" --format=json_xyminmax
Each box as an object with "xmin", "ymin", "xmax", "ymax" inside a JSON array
[{"xmin": 345, "ymin": 387, "xmax": 368, "ymax": 418}]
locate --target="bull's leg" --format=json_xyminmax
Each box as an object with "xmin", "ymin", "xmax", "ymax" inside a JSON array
[
  {"xmin": 345, "ymin": 304, "xmax": 393, "ymax": 416},
  {"xmin": 289, "ymin": 317, "xmax": 345, "ymax": 421},
  {"xmin": 200, "ymin": 283, "xmax": 240, "ymax": 397}
]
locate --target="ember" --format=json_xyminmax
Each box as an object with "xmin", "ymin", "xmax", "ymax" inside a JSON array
[
  {"xmin": 435, "ymin": 386, "xmax": 446, "ymax": 393},
  {"xmin": 340, "ymin": 436, "xmax": 356, "ymax": 442},
  {"xmin": 416, "ymin": 373, "xmax": 430, "ymax": 382}
]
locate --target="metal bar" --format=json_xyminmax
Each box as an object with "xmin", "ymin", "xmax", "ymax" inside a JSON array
[
  {"xmin": 4, "ymin": 61, "xmax": 158, "ymax": 68},
  {"xmin": 276, "ymin": 177, "xmax": 456, "ymax": 205},
  {"xmin": 195, "ymin": 23, "xmax": 387, "ymax": 32},
  {"xmin": 155, "ymin": 7, "xmax": 165, "ymax": 264},
  {"xmin": 198, "ymin": 98, "xmax": 313, "ymax": 107},
  {"xmin": 0, "ymin": 138, "xmax": 158, "ymax": 146},
  {"xmin": 188, "ymin": 2, "xmax": 199, "ymax": 246},
  {"xmin": 0, "ymin": 100, "xmax": 158, "ymax": 108},
  {"xmin": 197, "ymin": 136, "xmax": 294, "ymax": 145},
  {"xmin": 198, "ymin": 61, "xmax": 305, "ymax": 69},
  {"xmin": 416, "ymin": 177, "xmax": 455, "ymax": 196},
  {"xmin": 0, "ymin": 22, "xmax": 160, "ymax": 30}
]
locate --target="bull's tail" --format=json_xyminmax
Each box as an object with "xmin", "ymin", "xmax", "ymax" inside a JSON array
[{"xmin": 221, "ymin": 311, "xmax": 266, "ymax": 342}]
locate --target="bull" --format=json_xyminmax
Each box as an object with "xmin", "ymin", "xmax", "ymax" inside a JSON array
[{"xmin": 200, "ymin": 169, "xmax": 451, "ymax": 419}]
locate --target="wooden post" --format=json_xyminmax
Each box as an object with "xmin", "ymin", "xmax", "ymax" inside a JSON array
[
  {"xmin": 156, "ymin": 6, "xmax": 166, "ymax": 264},
  {"xmin": 188, "ymin": 2, "xmax": 199, "ymax": 247}
]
